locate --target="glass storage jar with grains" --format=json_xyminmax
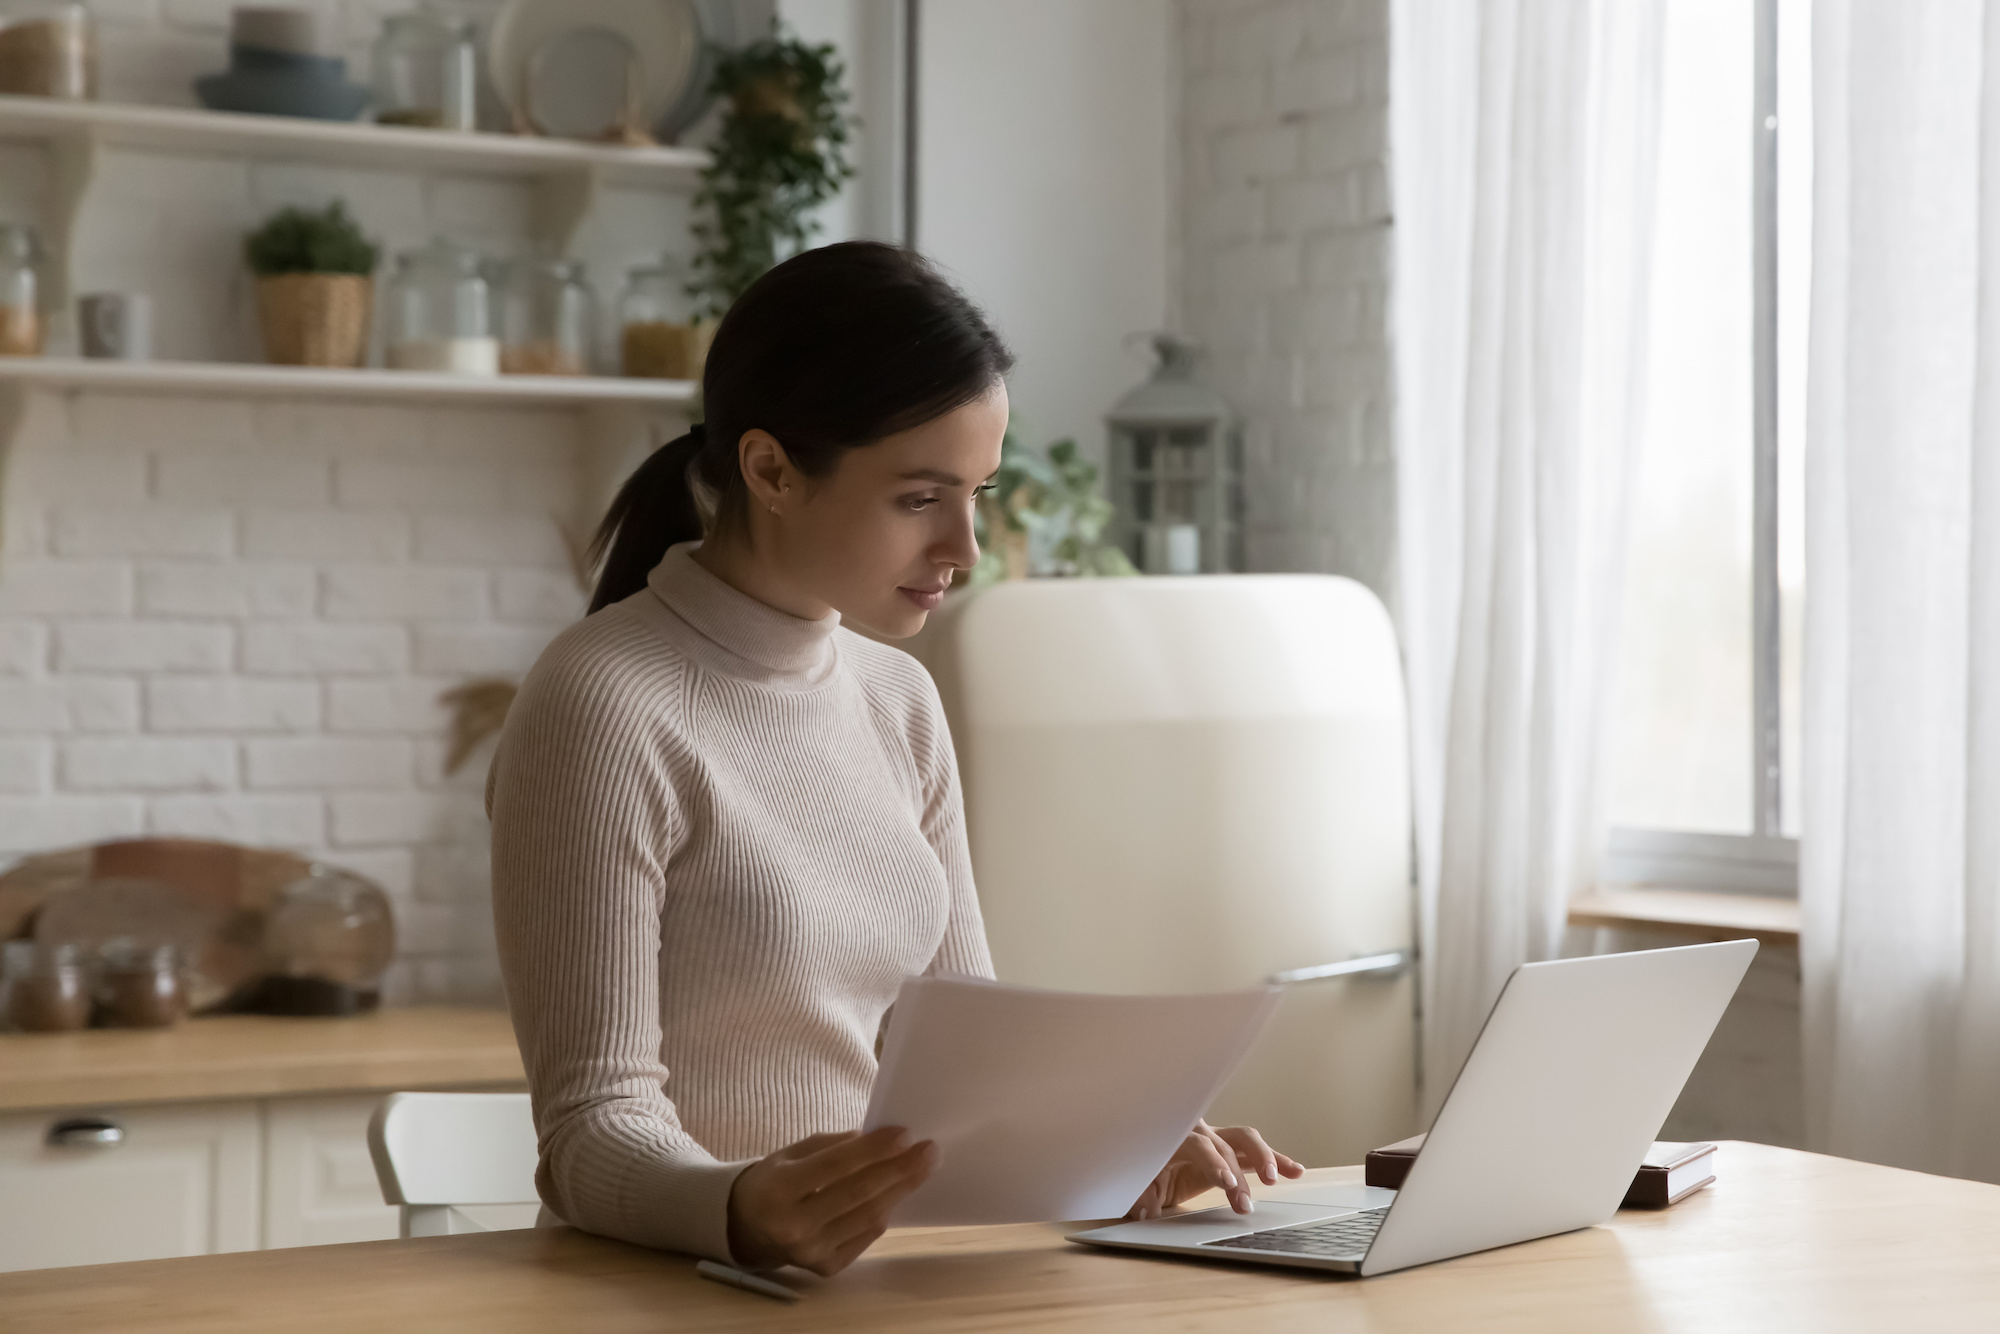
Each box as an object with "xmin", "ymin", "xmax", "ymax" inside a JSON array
[
  {"xmin": 618, "ymin": 254, "xmax": 705, "ymax": 380},
  {"xmin": 5, "ymin": 942, "xmax": 89, "ymax": 1032},
  {"xmin": 0, "ymin": 221, "xmax": 45, "ymax": 356},
  {"xmin": 0, "ymin": 2, "xmax": 96, "ymax": 100},
  {"xmin": 96, "ymin": 940, "xmax": 186, "ymax": 1029},
  {"xmin": 499, "ymin": 256, "xmax": 595, "ymax": 375},
  {"xmin": 387, "ymin": 237, "xmax": 498, "ymax": 375}
]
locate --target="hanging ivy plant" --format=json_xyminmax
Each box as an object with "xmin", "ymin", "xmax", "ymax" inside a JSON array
[{"xmin": 689, "ymin": 28, "xmax": 857, "ymax": 319}]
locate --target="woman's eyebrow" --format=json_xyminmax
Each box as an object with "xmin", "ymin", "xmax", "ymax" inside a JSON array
[{"xmin": 896, "ymin": 468, "xmax": 966, "ymax": 484}]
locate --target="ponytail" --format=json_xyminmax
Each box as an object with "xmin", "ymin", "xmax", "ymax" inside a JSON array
[
  {"xmin": 587, "ymin": 425, "xmax": 708, "ymax": 613},
  {"xmin": 584, "ymin": 242, "xmax": 1015, "ymax": 616}
]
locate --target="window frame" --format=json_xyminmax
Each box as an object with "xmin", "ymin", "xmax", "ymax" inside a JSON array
[{"xmin": 1607, "ymin": 0, "xmax": 1798, "ymax": 900}]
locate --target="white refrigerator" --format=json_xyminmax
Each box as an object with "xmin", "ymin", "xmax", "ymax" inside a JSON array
[{"xmin": 906, "ymin": 575, "xmax": 1419, "ymax": 1168}]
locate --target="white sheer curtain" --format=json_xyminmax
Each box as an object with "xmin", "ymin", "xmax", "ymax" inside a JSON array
[
  {"xmin": 1392, "ymin": 0, "xmax": 1665, "ymax": 1107},
  {"xmin": 1803, "ymin": 0, "xmax": 2000, "ymax": 1181}
]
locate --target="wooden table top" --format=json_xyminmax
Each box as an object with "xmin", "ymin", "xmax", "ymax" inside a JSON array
[
  {"xmin": 0, "ymin": 1006, "xmax": 524, "ymax": 1111},
  {"xmin": 4, "ymin": 1141, "xmax": 1997, "ymax": 1331}
]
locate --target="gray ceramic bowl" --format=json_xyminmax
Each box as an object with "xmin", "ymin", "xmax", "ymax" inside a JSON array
[{"xmin": 194, "ymin": 69, "xmax": 370, "ymax": 121}]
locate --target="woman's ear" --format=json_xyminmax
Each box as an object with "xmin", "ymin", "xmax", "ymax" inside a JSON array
[{"xmin": 737, "ymin": 429, "xmax": 796, "ymax": 515}]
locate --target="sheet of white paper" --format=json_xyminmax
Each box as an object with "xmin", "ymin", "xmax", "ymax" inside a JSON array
[{"xmin": 861, "ymin": 974, "xmax": 1281, "ymax": 1226}]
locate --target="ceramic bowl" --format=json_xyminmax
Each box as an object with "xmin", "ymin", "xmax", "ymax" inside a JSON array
[{"xmin": 194, "ymin": 69, "xmax": 370, "ymax": 120}]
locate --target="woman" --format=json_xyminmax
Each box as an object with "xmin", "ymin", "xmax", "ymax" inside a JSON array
[{"xmin": 489, "ymin": 242, "xmax": 1302, "ymax": 1277}]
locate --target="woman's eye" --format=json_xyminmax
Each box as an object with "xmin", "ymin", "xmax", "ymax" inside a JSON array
[
  {"xmin": 904, "ymin": 495, "xmax": 941, "ymax": 511},
  {"xmin": 974, "ymin": 483, "xmax": 997, "ymax": 497}
]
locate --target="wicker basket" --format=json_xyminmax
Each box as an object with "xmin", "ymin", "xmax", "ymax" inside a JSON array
[{"xmin": 255, "ymin": 272, "xmax": 371, "ymax": 367}]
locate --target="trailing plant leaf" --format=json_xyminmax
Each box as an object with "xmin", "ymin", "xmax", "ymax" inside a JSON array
[{"xmin": 689, "ymin": 27, "xmax": 856, "ymax": 318}]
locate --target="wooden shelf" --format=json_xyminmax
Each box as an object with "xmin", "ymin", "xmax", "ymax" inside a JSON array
[
  {"xmin": 0, "ymin": 356, "xmax": 697, "ymax": 408},
  {"xmin": 1568, "ymin": 888, "xmax": 1800, "ymax": 947},
  {"xmin": 0, "ymin": 94, "xmax": 707, "ymax": 187}
]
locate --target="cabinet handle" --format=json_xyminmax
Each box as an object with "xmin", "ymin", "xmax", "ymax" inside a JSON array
[
  {"xmin": 1268, "ymin": 951, "xmax": 1409, "ymax": 985},
  {"xmin": 47, "ymin": 1116, "xmax": 124, "ymax": 1148}
]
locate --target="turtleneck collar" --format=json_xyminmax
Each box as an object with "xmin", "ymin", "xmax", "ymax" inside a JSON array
[{"xmin": 645, "ymin": 543, "xmax": 842, "ymax": 688}]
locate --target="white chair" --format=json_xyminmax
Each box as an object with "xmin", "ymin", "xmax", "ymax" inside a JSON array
[{"xmin": 367, "ymin": 1092, "xmax": 541, "ymax": 1238}]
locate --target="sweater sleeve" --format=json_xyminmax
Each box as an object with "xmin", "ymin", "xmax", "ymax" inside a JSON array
[
  {"xmin": 487, "ymin": 637, "xmax": 749, "ymax": 1262},
  {"xmin": 910, "ymin": 672, "xmax": 996, "ymax": 980}
]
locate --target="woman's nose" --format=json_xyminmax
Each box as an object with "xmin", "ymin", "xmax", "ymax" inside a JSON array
[{"xmin": 939, "ymin": 503, "xmax": 982, "ymax": 572}]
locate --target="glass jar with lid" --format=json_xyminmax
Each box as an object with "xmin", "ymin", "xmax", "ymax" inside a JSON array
[
  {"xmin": 0, "ymin": 221, "xmax": 44, "ymax": 356},
  {"xmin": 386, "ymin": 237, "xmax": 497, "ymax": 375},
  {"xmin": 499, "ymin": 256, "xmax": 595, "ymax": 376},
  {"xmin": 0, "ymin": 2, "xmax": 97, "ymax": 100},
  {"xmin": 618, "ymin": 254, "xmax": 705, "ymax": 380},
  {"xmin": 96, "ymin": 940, "xmax": 185, "ymax": 1029},
  {"xmin": 240, "ymin": 866, "xmax": 395, "ymax": 1016},
  {"xmin": 371, "ymin": 11, "xmax": 475, "ymax": 130},
  {"xmin": 5, "ymin": 941, "xmax": 89, "ymax": 1032}
]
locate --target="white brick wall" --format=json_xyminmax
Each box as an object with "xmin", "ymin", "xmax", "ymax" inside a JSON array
[
  {"xmin": 0, "ymin": 3, "xmax": 696, "ymax": 1006},
  {"xmin": 1178, "ymin": 0, "xmax": 1396, "ymax": 600},
  {"xmin": 0, "ymin": 389, "xmax": 588, "ymax": 1004}
]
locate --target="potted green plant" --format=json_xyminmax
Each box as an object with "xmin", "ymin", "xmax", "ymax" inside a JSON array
[
  {"xmin": 243, "ymin": 201, "xmax": 379, "ymax": 367},
  {"xmin": 970, "ymin": 427, "xmax": 1138, "ymax": 586},
  {"xmin": 689, "ymin": 28, "xmax": 855, "ymax": 320}
]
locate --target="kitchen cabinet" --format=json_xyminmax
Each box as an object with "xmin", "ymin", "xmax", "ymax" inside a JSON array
[
  {"xmin": 261, "ymin": 1094, "xmax": 400, "ymax": 1250},
  {"xmin": 0, "ymin": 1100, "xmax": 261, "ymax": 1272},
  {"xmin": 0, "ymin": 1008, "xmax": 528, "ymax": 1272}
]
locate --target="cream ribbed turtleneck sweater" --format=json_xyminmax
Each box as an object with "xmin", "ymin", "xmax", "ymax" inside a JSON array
[{"xmin": 486, "ymin": 544, "xmax": 994, "ymax": 1262}]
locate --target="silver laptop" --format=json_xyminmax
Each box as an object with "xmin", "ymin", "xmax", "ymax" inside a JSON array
[{"xmin": 1068, "ymin": 939, "xmax": 1757, "ymax": 1277}]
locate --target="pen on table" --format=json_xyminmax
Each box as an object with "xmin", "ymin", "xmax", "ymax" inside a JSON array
[{"xmin": 696, "ymin": 1259, "xmax": 802, "ymax": 1303}]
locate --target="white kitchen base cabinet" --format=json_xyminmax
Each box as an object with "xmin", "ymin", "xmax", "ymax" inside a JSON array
[
  {"xmin": 0, "ymin": 1092, "xmax": 537, "ymax": 1272},
  {"xmin": 261, "ymin": 1095, "xmax": 401, "ymax": 1250},
  {"xmin": 0, "ymin": 1101, "xmax": 262, "ymax": 1273}
]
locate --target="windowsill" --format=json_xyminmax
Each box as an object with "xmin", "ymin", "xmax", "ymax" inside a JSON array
[{"xmin": 1568, "ymin": 888, "xmax": 1800, "ymax": 947}]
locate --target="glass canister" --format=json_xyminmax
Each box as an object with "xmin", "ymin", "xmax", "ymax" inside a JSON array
[
  {"xmin": 0, "ymin": 222, "xmax": 43, "ymax": 356},
  {"xmin": 499, "ymin": 256, "xmax": 594, "ymax": 375},
  {"xmin": 618, "ymin": 254, "xmax": 704, "ymax": 380},
  {"xmin": 0, "ymin": 2, "xmax": 96, "ymax": 100},
  {"xmin": 244, "ymin": 866, "xmax": 395, "ymax": 1016},
  {"xmin": 386, "ymin": 237, "xmax": 498, "ymax": 375},
  {"xmin": 5, "ymin": 941, "xmax": 89, "ymax": 1032},
  {"xmin": 371, "ymin": 11, "xmax": 475, "ymax": 130}
]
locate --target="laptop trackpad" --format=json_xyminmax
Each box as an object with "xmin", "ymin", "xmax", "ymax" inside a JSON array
[
  {"xmin": 1078, "ymin": 1200, "xmax": 1357, "ymax": 1247},
  {"xmin": 1266, "ymin": 1181, "xmax": 1398, "ymax": 1211}
]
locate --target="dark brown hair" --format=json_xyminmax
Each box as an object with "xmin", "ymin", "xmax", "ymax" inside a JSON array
[{"xmin": 588, "ymin": 242, "xmax": 1015, "ymax": 613}]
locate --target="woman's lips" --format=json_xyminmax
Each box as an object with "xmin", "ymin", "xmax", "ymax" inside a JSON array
[{"xmin": 899, "ymin": 585, "xmax": 947, "ymax": 611}]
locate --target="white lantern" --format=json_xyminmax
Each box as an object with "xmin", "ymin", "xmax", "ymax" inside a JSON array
[{"xmin": 1105, "ymin": 335, "xmax": 1244, "ymax": 574}]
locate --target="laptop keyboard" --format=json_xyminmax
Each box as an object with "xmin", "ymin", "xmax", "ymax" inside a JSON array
[{"xmin": 1200, "ymin": 1207, "xmax": 1388, "ymax": 1259}]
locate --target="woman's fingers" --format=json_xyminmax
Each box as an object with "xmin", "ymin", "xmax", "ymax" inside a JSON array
[
  {"xmin": 1216, "ymin": 1125, "xmax": 1282, "ymax": 1185},
  {"xmin": 1198, "ymin": 1124, "xmax": 1250, "ymax": 1206},
  {"xmin": 796, "ymin": 1139, "xmax": 937, "ymax": 1227},
  {"xmin": 794, "ymin": 1152, "xmax": 938, "ymax": 1276},
  {"xmin": 1212, "ymin": 1124, "xmax": 1307, "ymax": 1180},
  {"xmin": 781, "ymin": 1125, "xmax": 919, "ymax": 1194},
  {"xmin": 772, "ymin": 1130, "xmax": 858, "ymax": 1163}
]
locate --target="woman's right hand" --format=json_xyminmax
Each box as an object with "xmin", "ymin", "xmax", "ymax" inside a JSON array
[{"xmin": 725, "ymin": 1126, "xmax": 937, "ymax": 1275}]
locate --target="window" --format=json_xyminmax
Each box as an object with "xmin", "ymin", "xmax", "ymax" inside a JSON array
[{"xmin": 1604, "ymin": 0, "xmax": 1807, "ymax": 893}]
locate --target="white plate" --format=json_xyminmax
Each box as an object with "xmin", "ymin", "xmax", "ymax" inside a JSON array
[{"xmin": 489, "ymin": 0, "xmax": 699, "ymax": 135}]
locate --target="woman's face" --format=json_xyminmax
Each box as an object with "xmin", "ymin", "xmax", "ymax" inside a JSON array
[{"xmin": 758, "ymin": 383, "xmax": 1008, "ymax": 639}]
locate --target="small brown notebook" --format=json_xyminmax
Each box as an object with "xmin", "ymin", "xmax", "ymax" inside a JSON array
[{"xmin": 1363, "ymin": 1136, "xmax": 1718, "ymax": 1209}]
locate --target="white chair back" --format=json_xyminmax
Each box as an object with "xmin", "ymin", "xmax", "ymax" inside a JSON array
[{"xmin": 367, "ymin": 1092, "xmax": 540, "ymax": 1238}]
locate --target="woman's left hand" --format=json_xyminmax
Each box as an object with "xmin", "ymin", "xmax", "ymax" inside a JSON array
[{"xmin": 1125, "ymin": 1120, "xmax": 1305, "ymax": 1220}]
